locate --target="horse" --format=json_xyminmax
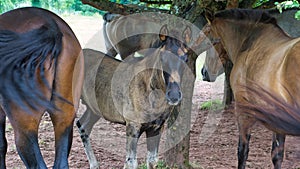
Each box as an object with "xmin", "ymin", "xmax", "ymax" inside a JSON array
[
  {"xmin": 76, "ymin": 25, "xmax": 192, "ymax": 169},
  {"xmin": 103, "ymin": 12, "xmax": 209, "ymax": 61},
  {"xmin": 103, "ymin": 12, "xmax": 167, "ymax": 59},
  {"xmin": 201, "ymin": 8, "xmax": 300, "ymax": 106},
  {"xmin": 202, "ymin": 8, "xmax": 300, "ymax": 82},
  {"xmin": 205, "ymin": 9, "xmax": 300, "ymax": 169},
  {"xmin": 0, "ymin": 7, "xmax": 84, "ymax": 168}
]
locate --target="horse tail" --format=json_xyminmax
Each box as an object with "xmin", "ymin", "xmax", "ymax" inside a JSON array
[
  {"xmin": 238, "ymin": 84, "xmax": 300, "ymax": 136},
  {"xmin": 0, "ymin": 18, "xmax": 63, "ymax": 112}
]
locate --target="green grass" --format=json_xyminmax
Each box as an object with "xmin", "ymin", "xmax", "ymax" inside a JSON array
[
  {"xmin": 200, "ymin": 99, "xmax": 223, "ymax": 110},
  {"xmin": 138, "ymin": 161, "xmax": 169, "ymax": 169}
]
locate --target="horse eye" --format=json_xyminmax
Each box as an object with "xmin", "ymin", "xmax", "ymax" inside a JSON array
[{"xmin": 180, "ymin": 54, "xmax": 188, "ymax": 62}]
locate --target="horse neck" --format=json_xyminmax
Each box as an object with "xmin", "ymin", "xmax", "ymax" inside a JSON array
[
  {"xmin": 142, "ymin": 49, "xmax": 165, "ymax": 90},
  {"xmin": 216, "ymin": 20, "xmax": 291, "ymax": 64}
]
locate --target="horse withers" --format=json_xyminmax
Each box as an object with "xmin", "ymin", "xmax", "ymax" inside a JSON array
[
  {"xmin": 0, "ymin": 7, "xmax": 83, "ymax": 169},
  {"xmin": 77, "ymin": 25, "xmax": 192, "ymax": 169},
  {"xmin": 206, "ymin": 9, "xmax": 300, "ymax": 169}
]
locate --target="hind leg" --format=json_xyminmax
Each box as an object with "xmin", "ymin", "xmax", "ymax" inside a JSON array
[
  {"xmin": 7, "ymin": 106, "xmax": 46, "ymax": 168},
  {"xmin": 0, "ymin": 107, "xmax": 7, "ymax": 169},
  {"xmin": 271, "ymin": 133, "xmax": 285, "ymax": 169},
  {"xmin": 237, "ymin": 114, "xmax": 255, "ymax": 169},
  {"xmin": 49, "ymin": 105, "xmax": 75, "ymax": 169},
  {"xmin": 146, "ymin": 126, "xmax": 164, "ymax": 169},
  {"xmin": 76, "ymin": 107, "xmax": 101, "ymax": 169}
]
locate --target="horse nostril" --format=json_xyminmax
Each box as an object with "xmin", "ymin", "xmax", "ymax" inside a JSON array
[
  {"xmin": 202, "ymin": 68, "xmax": 210, "ymax": 81},
  {"xmin": 166, "ymin": 90, "xmax": 182, "ymax": 105}
]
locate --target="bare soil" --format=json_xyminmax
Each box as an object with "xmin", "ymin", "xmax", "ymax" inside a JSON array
[{"xmin": 4, "ymin": 15, "xmax": 300, "ymax": 169}]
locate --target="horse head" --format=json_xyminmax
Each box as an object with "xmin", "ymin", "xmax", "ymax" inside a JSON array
[
  {"xmin": 151, "ymin": 24, "xmax": 191, "ymax": 106},
  {"xmin": 201, "ymin": 20, "xmax": 229, "ymax": 82}
]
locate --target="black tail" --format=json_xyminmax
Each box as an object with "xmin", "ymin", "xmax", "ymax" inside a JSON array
[
  {"xmin": 0, "ymin": 19, "xmax": 63, "ymax": 112},
  {"xmin": 237, "ymin": 83, "xmax": 300, "ymax": 136}
]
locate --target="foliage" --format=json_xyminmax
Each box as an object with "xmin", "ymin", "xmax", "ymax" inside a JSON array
[
  {"xmin": 275, "ymin": 0, "xmax": 300, "ymax": 19},
  {"xmin": 0, "ymin": 0, "xmax": 101, "ymax": 15},
  {"xmin": 253, "ymin": 0, "xmax": 270, "ymax": 8},
  {"xmin": 295, "ymin": 10, "xmax": 300, "ymax": 19}
]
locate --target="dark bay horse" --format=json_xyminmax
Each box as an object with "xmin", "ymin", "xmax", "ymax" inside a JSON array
[
  {"xmin": 103, "ymin": 12, "xmax": 209, "ymax": 60},
  {"xmin": 206, "ymin": 9, "xmax": 300, "ymax": 169},
  {"xmin": 103, "ymin": 13, "xmax": 166, "ymax": 59},
  {"xmin": 77, "ymin": 25, "xmax": 192, "ymax": 169},
  {"xmin": 0, "ymin": 7, "xmax": 83, "ymax": 168}
]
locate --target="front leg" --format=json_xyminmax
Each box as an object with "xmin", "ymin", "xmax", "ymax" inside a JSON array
[
  {"xmin": 271, "ymin": 133, "xmax": 285, "ymax": 169},
  {"xmin": 146, "ymin": 126, "xmax": 164, "ymax": 169},
  {"xmin": 124, "ymin": 123, "xmax": 142, "ymax": 169}
]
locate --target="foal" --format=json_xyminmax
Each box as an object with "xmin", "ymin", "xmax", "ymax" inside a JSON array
[{"xmin": 77, "ymin": 25, "xmax": 191, "ymax": 169}]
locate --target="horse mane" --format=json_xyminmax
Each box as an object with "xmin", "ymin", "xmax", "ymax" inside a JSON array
[{"xmin": 215, "ymin": 9, "xmax": 277, "ymax": 25}]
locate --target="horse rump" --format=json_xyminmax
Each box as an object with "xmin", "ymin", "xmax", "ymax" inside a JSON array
[
  {"xmin": 237, "ymin": 83, "xmax": 300, "ymax": 136},
  {"xmin": 0, "ymin": 18, "xmax": 63, "ymax": 112}
]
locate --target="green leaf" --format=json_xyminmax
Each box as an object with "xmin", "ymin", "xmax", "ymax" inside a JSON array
[{"xmin": 253, "ymin": 0, "xmax": 270, "ymax": 8}]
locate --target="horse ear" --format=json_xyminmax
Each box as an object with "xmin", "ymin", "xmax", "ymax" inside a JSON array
[
  {"xmin": 182, "ymin": 26, "xmax": 192, "ymax": 44},
  {"xmin": 159, "ymin": 24, "xmax": 168, "ymax": 41},
  {"xmin": 205, "ymin": 9, "xmax": 214, "ymax": 24}
]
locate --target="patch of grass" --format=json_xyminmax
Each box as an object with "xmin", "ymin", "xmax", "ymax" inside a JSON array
[
  {"xmin": 138, "ymin": 160, "xmax": 169, "ymax": 169},
  {"xmin": 200, "ymin": 99, "xmax": 223, "ymax": 110}
]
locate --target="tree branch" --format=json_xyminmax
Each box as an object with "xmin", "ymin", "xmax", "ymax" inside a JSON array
[
  {"xmin": 140, "ymin": 0, "xmax": 172, "ymax": 5},
  {"xmin": 81, "ymin": 0, "xmax": 168, "ymax": 15}
]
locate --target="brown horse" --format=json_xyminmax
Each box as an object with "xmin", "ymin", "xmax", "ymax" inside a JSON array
[
  {"xmin": 206, "ymin": 9, "xmax": 300, "ymax": 169},
  {"xmin": 202, "ymin": 9, "xmax": 300, "ymax": 106},
  {"xmin": 202, "ymin": 8, "xmax": 300, "ymax": 82},
  {"xmin": 0, "ymin": 7, "xmax": 83, "ymax": 168},
  {"xmin": 76, "ymin": 25, "xmax": 193, "ymax": 169}
]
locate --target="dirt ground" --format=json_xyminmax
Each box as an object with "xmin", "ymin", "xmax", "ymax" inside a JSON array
[{"xmin": 4, "ymin": 15, "xmax": 300, "ymax": 169}]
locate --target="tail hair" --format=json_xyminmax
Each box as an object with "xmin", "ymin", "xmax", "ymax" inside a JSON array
[
  {"xmin": 237, "ymin": 83, "xmax": 300, "ymax": 135},
  {"xmin": 0, "ymin": 18, "xmax": 63, "ymax": 112}
]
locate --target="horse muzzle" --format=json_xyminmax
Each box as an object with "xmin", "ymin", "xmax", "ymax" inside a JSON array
[{"xmin": 166, "ymin": 82, "xmax": 182, "ymax": 106}]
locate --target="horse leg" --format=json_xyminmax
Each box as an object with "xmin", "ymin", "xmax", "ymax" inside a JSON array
[
  {"xmin": 145, "ymin": 126, "xmax": 163, "ymax": 169},
  {"xmin": 124, "ymin": 123, "xmax": 142, "ymax": 169},
  {"xmin": 271, "ymin": 133, "xmax": 285, "ymax": 169},
  {"xmin": 0, "ymin": 107, "xmax": 7, "ymax": 169},
  {"xmin": 76, "ymin": 107, "xmax": 101, "ymax": 169},
  {"xmin": 237, "ymin": 115, "xmax": 255, "ymax": 169},
  {"xmin": 49, "ymin": 48, "xmax": 83, "ymax": 169},
  {"xmin": 8, "ymin": 107, "xmax": 46, "ymax": 168}
]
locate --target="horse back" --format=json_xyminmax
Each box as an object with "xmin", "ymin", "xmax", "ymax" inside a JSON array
[
  {"xmin": 82, "ymin": 49, "xmax": 125, "ymax": 124},
  {"xmin": 105, "ymin": 15, "xmax": 162, "ymax": 57}
]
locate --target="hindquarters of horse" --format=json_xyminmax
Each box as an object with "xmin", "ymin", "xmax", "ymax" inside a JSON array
[{"xmin": 0, "ymin": 7, "xmax": 83, "ymax": 168}]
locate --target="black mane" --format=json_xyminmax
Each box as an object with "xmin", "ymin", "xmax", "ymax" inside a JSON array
[{"xmin": 215, "ymin": 9, "xmax": 278, "ymax": 25}]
